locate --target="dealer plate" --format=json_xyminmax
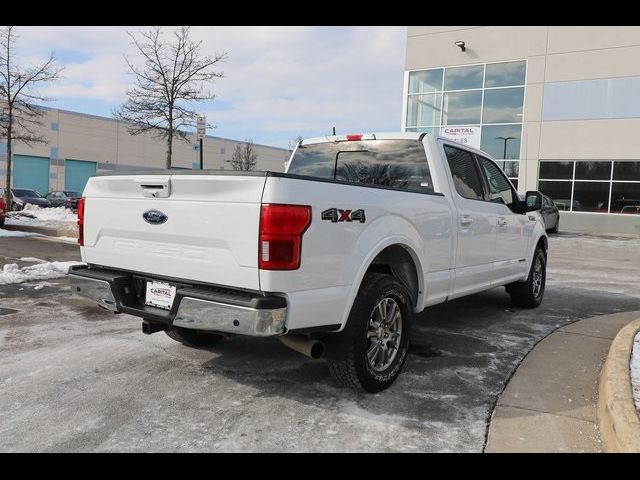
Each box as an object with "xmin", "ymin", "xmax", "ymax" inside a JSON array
[{"xmin": 145, "ymin": 281, "xmax": 176, "ymax": 310}]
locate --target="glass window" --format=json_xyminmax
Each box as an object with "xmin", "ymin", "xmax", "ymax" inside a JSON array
[
  {"xmin": 539, "ymin": 161, "xmax": 573, "ymax": 180},
  {"xmin": 408, "ymin": 69, "xmax": 443, "ymax": 94},
  {"xmin": 575, "ymin": 161, "xmax": 611, "ymax": 180},
  {"xmin": 478, "ymin": 156, "xmax": 516, "ymax": 207},
  {"xmin": 482, "ymin": 87, "xmax": 525, "ymax": 124},
  {"xmin": 538, "ymin": 181, "xmax": 573, "ymax": 210},
  {"xmin": 511, "ymin": 179, "xmax": 519, "ymax": 190},
  {"xmin": 406, "ymin": 127, "xmax": 439, "ymax": 136},
  {"xmin": 485, "ymin": 61, "xmax": 526, "ymax": 88},
  {"xmin": 443, "ymin": 145, "xmax": 484, "ymax": 200},
  {"xmin": 613, "ymin": 161, "xmax": 640, "ymax": 181},
  {"xmin": 334, "ymin": 140, "xmax": 433, "ymax": 192},
  {"xmin": 444, "ymin": 65, "xmax": 484, "ymax": 91},
  {"xmin": 480, "ymin": 124, "xmax": 522, "ymax": 160},
  {"xmin": 572, "ymin": 182, "xmax": 610, "ymax": 212},
  {"xmin": 406, "ymin": 94, "xmax": 442, "ymax": 127},
  {"xmin": 442, "ymin": 91, "xmax": 482, "ymax": 125},
  {"xmin": 610, "ymin": 182, "xmax": 640, "ymax": 213},
  {"xmin": 496, "ymin": 161, "xmax": 520, "ymax": 178}
]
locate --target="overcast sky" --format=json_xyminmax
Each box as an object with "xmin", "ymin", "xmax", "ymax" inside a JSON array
[{"xmin": 13, "ymin": 26, "xmax": 407, "ymax": 148}]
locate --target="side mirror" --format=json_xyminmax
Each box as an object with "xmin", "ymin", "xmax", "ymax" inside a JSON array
[{"xmin": 525, "ymin": 191, "xmax": 543, "ymax": 212}]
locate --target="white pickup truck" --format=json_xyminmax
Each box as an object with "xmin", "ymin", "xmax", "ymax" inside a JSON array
[{"xmin": 69, "ymin": 132, "xmax": 548, "ymax": 392}]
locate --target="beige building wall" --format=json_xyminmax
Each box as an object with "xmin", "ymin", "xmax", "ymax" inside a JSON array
[
  {"xmin": 0, "ymin": 107, "xmax": 287, "ymax": 191},
  {"xmin": 405, "ymin": 26, "xmax": 640, "ymax": 234}
]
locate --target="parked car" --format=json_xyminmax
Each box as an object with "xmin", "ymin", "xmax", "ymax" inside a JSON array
[
  {"xmin": 0, "ymin": 188, "xmax": 52, "ymax": 211},
  {"xmin": 46, "ymin": 191, "xmax": 82, "ymax": 210},
  {"xmin": 620, "ymin": 205, "xmax": 640, "ymax": 215},
  {"xmin": 69, "ymin": 132, "xmax": 548, "ymax": 393},
  {"xmin": 540, "ymin": 195, "xmax": 560, "ymax": 233},
  {"xmin": 0, "ymin": 195, "xmax": 5, "ymax": 228}
]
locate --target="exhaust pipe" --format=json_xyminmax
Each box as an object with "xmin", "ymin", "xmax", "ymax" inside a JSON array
[{"xmin": 279, "ymin": 335, "xmax": 325, "ymax": 359}]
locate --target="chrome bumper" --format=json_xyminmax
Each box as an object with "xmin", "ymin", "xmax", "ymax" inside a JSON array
[
  {"xmin": 174, "ymin": 298, "xmax": 286, "ymax": 336},
  {"xmin": 68, "ymin": 267, "xmax": 287, "ymax": 337},
  {"xmin": 69, "ymin": 274, "xmax": 119, "ymax": 312}
]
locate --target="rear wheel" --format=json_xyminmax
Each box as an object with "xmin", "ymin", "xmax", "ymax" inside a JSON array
[
  {"xmin": 165, "ymin": 326, "xmax": 223, "ymax": 347},
  {"xmin": 0, "ymin": 217, "xmax": 4, "ymax": 228},
  {"xmin": 509, "ymin": 247, "xmax": 546, "ymax": 308},
  {"xmin": 327, "ymin": 273, "xmax": 411, "ymax": 393}
]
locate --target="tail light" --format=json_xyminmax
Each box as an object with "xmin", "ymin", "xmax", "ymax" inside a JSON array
[
  {"xmin": 259, "ymin": 204, "xmax": 311, "ymax": 270},
  {"xmin": 77, "ymin": 197, "xmax": 85, "ymax": 246}
]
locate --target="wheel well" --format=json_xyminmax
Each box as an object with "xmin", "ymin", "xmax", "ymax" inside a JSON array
[
  {"xmin": 537, "ymin": 236, "xmax": 548, "ymax": 254},
  {"xmin": 365, "ymin": 245, "xmax": 419, "ymax": 306}
]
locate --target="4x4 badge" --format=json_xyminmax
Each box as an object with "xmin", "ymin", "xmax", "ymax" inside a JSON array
[{"xmin": 321, "ymin": 208, "xmax": 366, "ymax": 223}]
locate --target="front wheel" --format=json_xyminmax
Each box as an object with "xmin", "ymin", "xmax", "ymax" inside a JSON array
[
  {"xmin": 509, "ymin": 247, "xmax": 546, "ymax": 308},
  {"xmin": 550, "ymin": 216, "xmax": 559, "ymax": 234},
  {"xmin": 327, "ymin": 273, "xmax": 412, "ymax": 393}
]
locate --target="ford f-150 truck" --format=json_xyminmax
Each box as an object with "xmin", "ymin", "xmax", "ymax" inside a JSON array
[{"xmin": 69, "ymin": 132, "xmax": 548, "ymax": 392}]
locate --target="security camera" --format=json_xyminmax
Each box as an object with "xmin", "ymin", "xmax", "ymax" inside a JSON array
[{"xmin": 455, "ymin": 41, "xmax": 466, "ymax": 52}]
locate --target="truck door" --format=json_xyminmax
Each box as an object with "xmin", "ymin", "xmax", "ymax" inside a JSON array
[
  {"xmin": 442, "ymin": 144, "xmax": 497, "ymax": 298},
  {"xmin": 476, "ymin": 155, "xmax": 529, "ymax": 284}
]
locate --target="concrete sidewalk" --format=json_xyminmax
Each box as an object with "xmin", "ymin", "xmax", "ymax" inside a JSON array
[{"xmin": 485, "ymin": 310, "xmax": 640, "ymax": 453}]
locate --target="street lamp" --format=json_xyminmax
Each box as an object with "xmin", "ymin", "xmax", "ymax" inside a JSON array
[{"xmin": 495, "ymin": 136, "xmax": 516, "ymax": 160}]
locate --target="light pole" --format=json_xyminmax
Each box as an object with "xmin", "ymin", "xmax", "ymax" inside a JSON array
[{"xmin": 495, "ymin": 136, "xmax": 515, "ymax": 160}]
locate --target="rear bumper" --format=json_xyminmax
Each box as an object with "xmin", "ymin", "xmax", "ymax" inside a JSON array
[{"xmin": 68, "ymin": 265, "xmax": 287, "ymax": 337}]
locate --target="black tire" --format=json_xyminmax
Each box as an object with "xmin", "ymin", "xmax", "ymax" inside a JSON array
[
  {"xmin": 327, "ymin": 273, "xmax": 412, "ymax": 393},
  {"xmin": 165, "ymin": 326, "xmax": 223, "ymax": 347},
  {"xmin": 0, "ymin": 217, "xmax": 4, "ymax": 228},
  {"xmin": 509, "ymin": 247, "xmax": 546, "ymax": 308},
  {"xmin": 550, "ymin": 216, "xmax": 559, "ymax": 234}
]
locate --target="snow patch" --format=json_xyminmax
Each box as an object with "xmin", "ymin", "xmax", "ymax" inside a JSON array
[
  {"xmin": 0, "ymin": 261, "xmax": 84, "ymax": 285},
  {"xmin": 631, "ymin": 331, "xmax": 640, "ymax": 416},
  {"xmin": 19, "ymin": 257, "xmax": 46, "ymax": 263},
  {"xmin": 50, "ymin": 236, "xmax": 78, "ymax": 243},
  {"xmin": 0, "ymin": 229, "xmax": 40, "ymax": 238},
  {"xmin": 16, "ymin": 204, "xmax": 77, "ymax": 222}
]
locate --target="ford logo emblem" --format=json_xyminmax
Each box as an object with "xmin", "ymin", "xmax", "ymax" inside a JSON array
[{"xmin": 143, "ymin": 209, "xmax": 168, "ymax": 225}]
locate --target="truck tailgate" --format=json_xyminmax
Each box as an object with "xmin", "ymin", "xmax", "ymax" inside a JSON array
[{"xmin": 81, "ymin": 173, "xmax": 266, "ymax": 291}]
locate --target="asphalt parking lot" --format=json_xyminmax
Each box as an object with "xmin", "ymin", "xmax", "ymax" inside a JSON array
[{"xmin": 1, "ymin": 233, "xmax": 639, "ymax": 452}]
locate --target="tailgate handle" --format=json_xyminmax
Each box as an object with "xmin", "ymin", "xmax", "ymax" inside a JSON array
[{"xmin": 135, "ymin": 177, "xmax": 171, "ymax": 198}]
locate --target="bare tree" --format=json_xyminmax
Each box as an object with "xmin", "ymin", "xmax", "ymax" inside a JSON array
[
  {"xmin": 114, "ymin": 26, "xmax": 227, "ymax": 169},
  {"xmin": 0, "ymin": 26, "xmax": 62, "ymax": 209},
  {"xmin": 229, "ymin": 140, "xmax": 258, "ymax": 171}
]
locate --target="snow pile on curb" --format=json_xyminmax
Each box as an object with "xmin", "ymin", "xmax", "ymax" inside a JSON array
[
  {"xmin": 632, "ymin": 331, "xmax": 640, "ymax": 416},
  {"xmin": 8, "ymin": 204, "xmax": 77, "ymax": 224},
  {"xmin": 0, "ymin": 261, "xmax": 84, "ymax": 285}
]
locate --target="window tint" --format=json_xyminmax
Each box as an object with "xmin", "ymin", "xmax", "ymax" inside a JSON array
[
  {"xmin": 444, "ymin": 65, "xmax": 484, "ymax": 91},
  {"xmin": 538, "ymin": 181, "xmax": 573, "ymax": 210},
  {"xmin": 406, "ymin": 94, "xmax": 442, "ymax": 127},
  {"xmin": 408, "ymin": 69, "xmax": 443, "ymax": 94},
  {"xmin": 613, "ymin": 161, "xmax": 640, "ymax": 181},
  {"xmin": 610, "ymin": 182, "xmax": 640, "ymax": 213},
  {"xmin": 288, "ymin": 140, "xmax": 434, "ymax": 193},
  {"xmin": 482, "ymin": 87, "xmax": 525, "ymax": 124},
  {"xmin": 478, "ymin": 156, "xmax": 516, "ymax": 207},
  {"xmin": 443, "ymin": 145, "xmax": 484, "ymax": 200},
  {"xmin": 485, "ymin": 61, "xmax": 526, "ymax": 88},
  {"xmin": 539, "ymin": 161, "xmax": 573, "ymax": 180},
  {"xmin": 575, "ymin": 161, "xmax": 611, "ymax": 180},
  {"xmin": 573, "ymin": 182, "xmax": 610, "ymax": 212},
  {"xmin": 442, "ymin": 91, "xmax": 482, "ymax": 125}
]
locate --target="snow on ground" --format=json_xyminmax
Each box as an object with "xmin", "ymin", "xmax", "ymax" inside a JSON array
[
  {"xmin": 0, "ymin": 229, "xmax": 40, "ymax": 238},
  {"xmin": 631, "ymin": 331, "xmax": 640, "ymax": 416},
  {"xmin": 19, "ymin": 257, "xmax": 46, "ymax": 263},
  {"xmin": 50, "ymin": 236, "xmax": 78, "ymax": 243},
  {"xmin": 6, "ymin": 204, "xmax": 77, "ymax": 228},
  {"xmin": 0, "ymin": 261, "xmax": 84, "ymax": 285}
]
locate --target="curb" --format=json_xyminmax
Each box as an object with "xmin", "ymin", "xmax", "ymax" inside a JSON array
[{"xmin": 598, "ymin": 319, "xmax": 640, "ymax": 452}]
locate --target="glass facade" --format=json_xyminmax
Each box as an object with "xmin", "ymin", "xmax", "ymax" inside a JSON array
[
  {"xmin": 405, "ymin": 60, "xmax": 526, "ymax": 184},
  {"xmin": 538, "ymin": 160, "xmax": 640, "ymax": 214}
]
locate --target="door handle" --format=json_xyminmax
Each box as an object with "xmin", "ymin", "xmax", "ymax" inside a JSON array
[
  {"xmin": 497, "ymin": 217, "xmax": 508, "ymax": 227},
  {"xmin": 460, "ymin": 215, "xmax": 474, "ymax": 227}
]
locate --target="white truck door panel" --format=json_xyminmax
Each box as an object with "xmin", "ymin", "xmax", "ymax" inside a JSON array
[
  {"xmin": 440, "ymin": 143, "xmax": 497, "ymax": 298},
  {"xmin": 475, "ymin": 156, "xmax": 529, "ymax": 284}
]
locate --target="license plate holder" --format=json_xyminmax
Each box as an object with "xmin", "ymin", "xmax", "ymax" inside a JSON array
[{"xmin": 145, "ymin": 281, "xmax": 176, "ymax": 310}]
